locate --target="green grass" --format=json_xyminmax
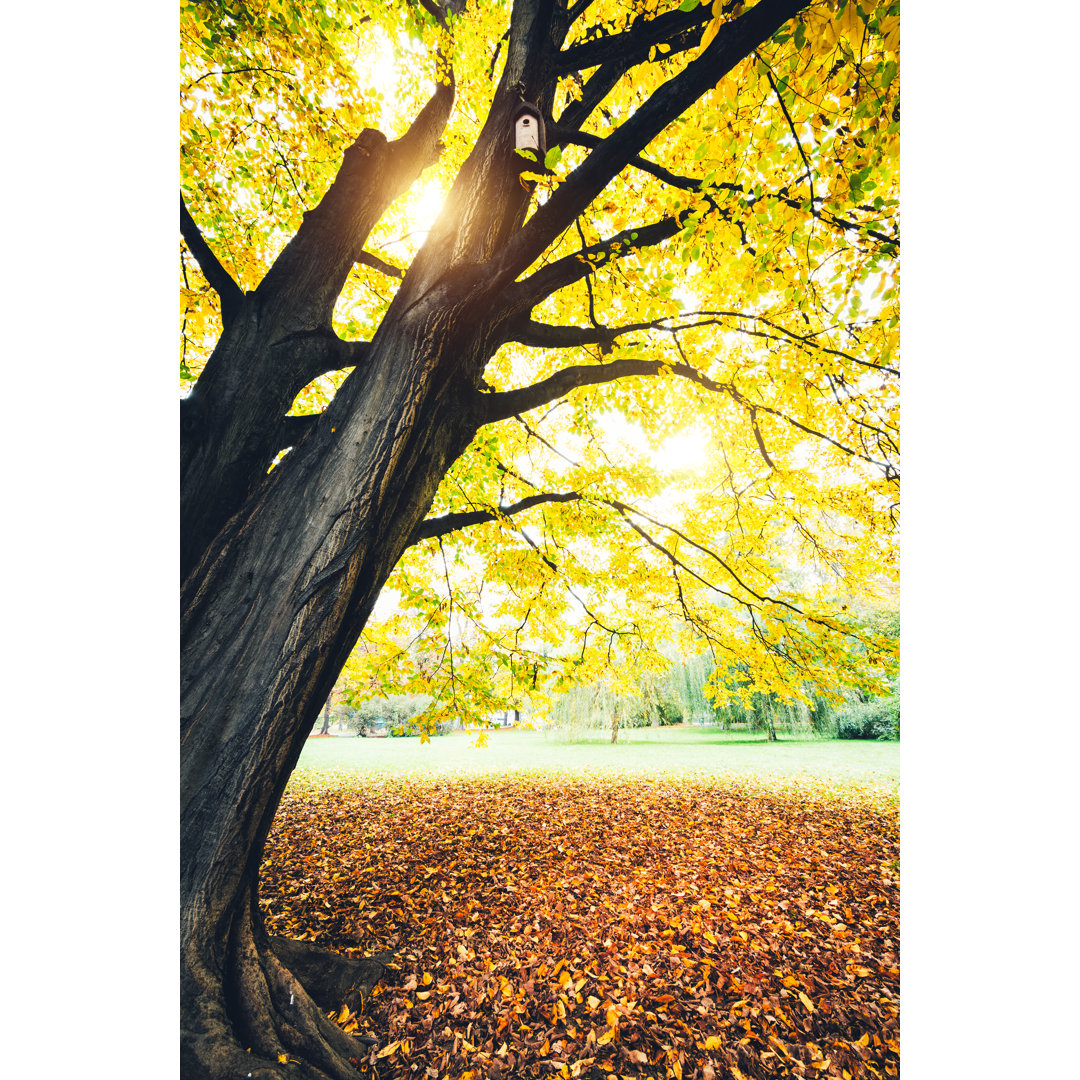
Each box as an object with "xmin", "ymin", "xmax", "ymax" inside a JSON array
[{"xmin": 295, "ymin": 726, "xmax": 899, "ymax": 802}]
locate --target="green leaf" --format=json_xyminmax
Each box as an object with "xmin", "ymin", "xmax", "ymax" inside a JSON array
[
  {"xmin": 679, "ymin": 0, "xmax": 701, "ymax": 10},
  {"xmin": 543, "ymin": 145, "xmax": 562, "ymax": 171}
]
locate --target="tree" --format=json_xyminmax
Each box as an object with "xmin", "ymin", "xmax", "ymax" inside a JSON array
[{"xmin": 180, "ymin": 1, "xmax": 899, "ymax": 1076}]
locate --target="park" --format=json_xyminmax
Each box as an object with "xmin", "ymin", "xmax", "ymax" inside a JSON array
[{"xmin": 181, "ymin": 1, "xmax": 899, "ymax": 1077}]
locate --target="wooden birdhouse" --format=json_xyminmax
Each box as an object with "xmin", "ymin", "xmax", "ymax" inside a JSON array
[{"xmin": 513, "ymin": 101, "xmax": 546, "ymax": 157}]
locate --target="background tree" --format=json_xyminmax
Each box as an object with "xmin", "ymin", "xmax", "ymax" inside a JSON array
[{"xmin": 180, "ymin": 1, "xmax": 898, "ymax": 1076}]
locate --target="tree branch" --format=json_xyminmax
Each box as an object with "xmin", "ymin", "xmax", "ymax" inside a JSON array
[
  {"xmin": 554, "ymin": 3, "xmax": 714, "ymax": 75},
  {"xmin": 268, "ymin": 330, "xmax": 371, "ymax": 385},
  {"xmin": 277, "ymin": 413, "xmax": 322, "ymax": 451},
  {"xmin": 356, "ymin": 251, "xmax": 405, "ymax": 279},
  {"xmin": 504, "ymin": 316, "xmax": 661, "ymax": 350},
  {"xmin": 687, "ymin": 309, "xmax": 899, "ymax": 376},
  {"xmin": 761, "ymin": 59, "xmax": 815, "ymax": 208},
  {"xmin": 410, "ymin": 491, "xmax": 583, "ymax": 545},
  {"xmin": 478, "ymin": 355, "xmax": 709, "ymax": 424},
  {"xmin": 255, "ymin": 76, "xmax": 454, "ymax": 332},
  {"xmin": 487, "ymin": 0, "xmax": 809, "ymax": 285},
  {"xmin": 550, "ymin": 126, "xmax": 894, "ymax": 255},
  {"xmin": 477, "ymin": 350, "xmax": 890, "ymax": 474},
  {"xmin": 180, "ymin": 193, "xmax": 245, "ymax": 328},
  {"xmin": 506, "ymin": 213, "xmax": 684, "ymax": 312},
  {"xmin": 566, "ymin": 0, "xmax": 595, "ymax": 24},
  {"xmin": 555, "ymin": 60, "xmax": 626, "ymax": 132}
]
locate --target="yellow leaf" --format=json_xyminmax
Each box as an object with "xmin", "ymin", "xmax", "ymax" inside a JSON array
[
  {"xmin": 695, "ymin": 16, "xmax": 721, "ymax": 52},
  {"xmin": 376, "ymin": 1040, "xmax": 401, "ymax": 1059},
  {"xmin": 277, "ymin": 1053, "xmax": 289, "ymax": 1064},
  {"xmin": 798, "ymin": 991, "xmax": 814, "ymax": 1012},
  {"xmin": 596, "ymin": 1028, "xmax": 614, "ymax": 1046}
]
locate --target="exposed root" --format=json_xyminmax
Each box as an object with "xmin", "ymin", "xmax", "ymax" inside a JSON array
[{"xmin": 181, "ymin": 906, "xmax": 389, "ymax": 1079}]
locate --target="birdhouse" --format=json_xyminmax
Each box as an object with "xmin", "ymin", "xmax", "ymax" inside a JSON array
[{"xmin": 513, "ymin": 101, "xmax": 546, "ymax": 157}]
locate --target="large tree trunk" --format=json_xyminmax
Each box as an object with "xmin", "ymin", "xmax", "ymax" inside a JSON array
[{"xmin": 181, "ymin": 290, "xmax": 502, "ymax": 1078}]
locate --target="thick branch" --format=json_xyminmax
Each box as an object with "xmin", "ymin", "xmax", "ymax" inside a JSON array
[
  {"xmin": 254, "ymin": 77, "xmax": 454, "ymax": 332},
  {"xmin": 508, "ymin": 213, "xmax": 683, "ymax": 311},
  {"xmin": 478, "ymin": 355, "xmax": 704, "ymax": 423},
  {"xmin": 554, "ymin": 4, "xmax": 713, "ymax": 75},
  {"xmin": 356, "ymin": 251, "xmax": 405, "ymax": 279},
  {"xmin": 505, "ymin": 316, "xmax": 660, "ymax": 350},
  {"xmin": 180, "ymin": 193, "xmax": 245, "ymax": 328},
  {"xmin": 268, "ymin": 329, "xmax": 371, "ymax": 385},
  {"xmin": 555, "ymin": 61, "xmax": 626, "ymax": 132},
  {"xmin": 411, "ymin": 491, "xmax": 583, "ymax": 544},
  {"xmin": 478, "ymin": 351, "xmax": 889, "ymax": 474}
]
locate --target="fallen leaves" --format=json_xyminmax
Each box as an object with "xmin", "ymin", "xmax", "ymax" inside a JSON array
[{"xmin": 260, "ymin": 773, "xmax": 898, "ymax": 1078}]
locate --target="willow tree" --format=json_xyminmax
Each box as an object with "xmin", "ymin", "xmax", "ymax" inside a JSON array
[{"xmin": 180, "ymin": 0, "xmax": 898, "ymax": 1075}]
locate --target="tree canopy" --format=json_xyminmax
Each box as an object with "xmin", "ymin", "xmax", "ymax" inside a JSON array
[{"xmin": 182, "ymin": 0, "xmax": 898, "ymax": 735}]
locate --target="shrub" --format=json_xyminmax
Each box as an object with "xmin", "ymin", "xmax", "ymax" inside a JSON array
[
  {"xmin": 835, "ymin": 696, "xmax": 899, "ymax": 740},
  {"xmin": 346, "ymin": 693, "xmax": 438, "ymax": 736}
]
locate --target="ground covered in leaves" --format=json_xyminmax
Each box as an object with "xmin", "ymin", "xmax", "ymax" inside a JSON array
[{"xmin": 260, "ymin": 773, "xmax": 898, "ymax": 1080}]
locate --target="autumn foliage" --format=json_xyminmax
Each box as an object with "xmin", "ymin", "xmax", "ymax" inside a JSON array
[{"xmin": 261, "ymin": 773, "xmax": 898, "ymax": 1079}]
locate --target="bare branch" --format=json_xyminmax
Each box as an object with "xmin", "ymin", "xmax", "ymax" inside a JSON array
[
  {"xmin": 411, "ymin": 491, "xmax": 583, "ymax": 545},
  {"xmin": 504, "ymin": 316, "xmax": 661, "ymax": 350},
  {"xmin": 356, "ymin": 251, "xmax": 405, "ymax": 279},
  {"xmin": 761, "ymin": 59, "xmax": 815, "ymax": 208},
  {"xmin": 555, "ymin": 61, "xmax": 626, "ymax": 132},
  {"xmin": 268, "ymin": 329, "xmax": 371, "ymax": 384},
  {"xmin": 180, "ymin": 193, "xmax": 245, "ymax": 328}
]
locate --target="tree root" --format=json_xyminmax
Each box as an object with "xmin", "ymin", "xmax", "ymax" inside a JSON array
[
  {"xmin": 267, "ymin": 936, "xmax": 391, "ymax": 1016},
  {"xmin": 182, "ymin": 913, "xmax": 392, "ymax": 1079}
]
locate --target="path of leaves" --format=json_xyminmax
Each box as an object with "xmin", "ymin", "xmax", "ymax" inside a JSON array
[{"xmin": 260, "ymin": 774, "xmax": 898, "ymax": 1080}]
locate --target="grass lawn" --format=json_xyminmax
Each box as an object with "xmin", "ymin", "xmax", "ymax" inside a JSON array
[{"xmin": 295, "ymin": 725, "xmax": 899, "ymax": 804}]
